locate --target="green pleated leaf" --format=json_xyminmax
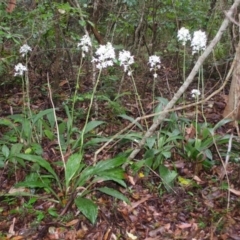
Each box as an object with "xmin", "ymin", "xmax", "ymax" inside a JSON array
[
  {"xmin": 65, "ymin": 153, "xmax": 83, "ymax": 190},
  {"xmin": 159, "ymin": 165, "xmax": 177, "ymax": 192},
  {"xmin": 95, "ymin": 168, "xmax": 126, "ymax": 187},
  {"xmin": 98, "ymin": 187, "xmax": 129, "ymax": 204},
  {"xmin": 2, "ymin": 145, "xmax": 10, "ymax": 158},
  {"xmin": 118, "ymin": 114, "xmax": 143, "ymax": 130},
  {"xmin": 84, "ymin": 121, "xmax": 105, "ymax": 134},
  {"xmin": 94, "ymin": 176, "xmax": 126, "ymax": 188},
  {"xmin": 75, "ymin": 197, "xmax": 98, "ymax": 224},
  {"xmin": 96, "ymin": 155, "xmax": 127, "ymax": 173},
  {"xmin": 32, "ymin": 108, "xmax": 54, "ymax": 124},
  {"xmin": 16, "ymin": 154, "xmax": 61, "ymax": 189},
  {"xmin": 15, "ymin": 180, "xmax": 48, "ymax": 189}
]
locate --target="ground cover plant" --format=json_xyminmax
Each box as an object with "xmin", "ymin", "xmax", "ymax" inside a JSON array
[{"xmin": 1, "ymin": 0, "xmax": 240, "ymax": 239}]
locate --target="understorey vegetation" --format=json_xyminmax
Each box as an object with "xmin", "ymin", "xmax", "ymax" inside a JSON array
[{"xmin": 1, "ymin": 0, "xmax": 240, "ymax": 239}]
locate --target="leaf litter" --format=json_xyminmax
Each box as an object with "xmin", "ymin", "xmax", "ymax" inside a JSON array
[{"xmin": 1, "ymin": 58, "xmax": 240, "ymax": 240}]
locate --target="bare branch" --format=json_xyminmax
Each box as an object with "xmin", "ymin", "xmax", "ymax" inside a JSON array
[{"xmin": 224, "ymin": 10, "xmax": 240, "ymax": 27}]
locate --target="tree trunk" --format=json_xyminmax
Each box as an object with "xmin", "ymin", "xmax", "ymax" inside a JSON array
[
  {"xmin": 223, "ymin": 40, "xmax": 240, "ymax": 120},
  {"xmin": 6, "ymin": 0, "xmax": 16, "ymax": 12}
]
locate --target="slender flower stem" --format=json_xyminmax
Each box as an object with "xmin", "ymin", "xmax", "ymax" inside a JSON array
[
  {"xmin": 152, "ymin": 75, "xmax": 156, "ymax": 104},
  {"xmin": 117, "ymin": 72, "xmax": 126, "ymax": 97},
  {"xmin": 79, "ymin": 69, "xmax": 102, "ymax": 154},
  {"xmin": 182, "ymin": 46, "xmax": 186, "ymax": 106},
  {"xmin": 129, "ymin": 69, "xmax": 148, "ymax": 129},
  {"xmin": 71, "ymin": 57, "xmax": 84, "ymax": 131},
  {"xmin": 183, "ymin": 46, "xmax": 186, "ymax": 82},
  {"xmin": 47, "ymin": 73, "xmax": 66, "ymax": 178},
  {"xmin": 191, "ymin": 89, "xmax": 201, "ymax": 142},
  {"xmin": 24, "ymin": 56, "xmax": 38, "ymax": 143},
  {"xmin": 21, "ymin": 76, "xmax": 26, "ymax": 115},
  {"xmin": 196, "ymin": 71, "xmax": 202, "ymax": 130},
  {"xmin": 195, "ymin": 95, "xmax": 198, "ymax": 141},
  {"xmin": 200, "ymin": 67, "xmax": 207, "ymax": 123},
  {"xmin": 177, "ymin": 26, "xmax": 191, "ymax": 106}
]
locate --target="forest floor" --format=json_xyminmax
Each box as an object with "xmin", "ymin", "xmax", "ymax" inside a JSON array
[{"xmin": 1, "ymin": 58, "xmax": 240, "ymax": 240}]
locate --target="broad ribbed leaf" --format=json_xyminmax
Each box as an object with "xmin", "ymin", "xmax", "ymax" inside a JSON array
[
  {"xmin": 2, "ymin": 145, "xmax": 10, "ymax": 158},
  {"xmin": 118, "ymin": 114, "xmax": 143, "ymax": 130},
  {"xmin": 65, "ymin": 153, "xmax": 83, "ymax": 189},
  {"xmin": 95, "ymin": 156, "xmax": 127, "ymax": 173},
  {"xmin": 32, "ymin": 108, "xmax": 54, "ymax": 124},
  {"xmin": 98, "ymin": 187, "xmax": 129, "ymax": 204},
  {"xmin": 10, "ymin": 143, "xmax": 23, "ymax": 155},
  {"xmin": 94, "ymin": 176, "xmax": 126, "ymax": 188},
  {"xmin": 16, "ymin": 154, "xmax": 60, "ymax": 188},
  {"xmin": 95, "ymin": 168, "xmax": 126, "ymax": 187},
  {"xmin": 159, "ymin": 165, "xmax": 177, "ymax": 192},
  {"xmin": 84, "ymin": 121, "xmax": 105, "ymax": 134},
  {"xmin": 75, "ymin": 197, "xmax": 98, "ymax": 224}
]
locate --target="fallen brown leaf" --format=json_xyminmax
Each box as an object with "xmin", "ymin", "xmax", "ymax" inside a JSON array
[
  {"xmin": 65, "ymin": 219, "xmax": 79, "ymax": 227},
  {"xmin": 193, "ymin": 175, "xmax": 203, "ymax": 183},
  {"xmin": 10, "ymin": 237, "xmax": 24, "ymax": 240},
  {"xmin": 128, "ymin": 196, "xmax": 151, "ymax": 212},
  {"xmin": 8, "ymin": 217, "xmax": 16, "ymax": 236},
  {"xmin": 176, "ymin": 222, "xmax": 192, "ymax": 229}
]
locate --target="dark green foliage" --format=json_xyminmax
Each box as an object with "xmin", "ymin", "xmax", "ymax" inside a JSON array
[{"xmin": 0, "ymin": 0, "xmax": 235, "ymax": 227}]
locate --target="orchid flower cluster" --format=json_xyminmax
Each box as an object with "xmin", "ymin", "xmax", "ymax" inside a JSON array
[
  {"xmin": 20, "ymin": 44, "xmax": 32, "ymax": 57},
  {"xmin": 148, "ymin": 55, "xmax": 161, "ymax": 78},
  {"xmin": 77, "ymin": 34, "xmax": 92, "ymax": 58},
  {"xmin": 191, "ymin": 89, "xmax": 201, "ymax": 98},
  {"xmin": 191, "ymin": 30, "xmax": 207, "ymax": 54},
  {"xmin": 92, "ymin": 42, "xmax": 116, "ymax": 69},
  {"xmin": 118, "ymin": 50, "xmax": 134, "ymax": 76},
  {"xmin": 14, "ymin": 63, "xmax": 28, "ymax": 76},
  {"xmin": 78, "ymin": 35, "xmax": 159, "ymax": 76},
  {"xmin": 177, "ymin": 27, "xmax": 191, "ymax": 46},
  {"xmin": 78, "ymin": 35, "xmax": 135, "ymax": 72},
  {"xmin": 14, "ymin": 44, "xmax": 32, "ymax": 76},
  {"xmin": 177, "ymin": 27, "xmax": 207, "ymax": 54}
]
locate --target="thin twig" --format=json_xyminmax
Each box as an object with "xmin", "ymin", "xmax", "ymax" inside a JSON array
[
  {"xmin": 225, "ymin": 132, "xmax": 233, "ymax": 167},
  {"xmin": 212, "ymin": 134, "xmax": 231, "ymax": 211},
  {"xmin": 224, "ymin": 10, "xmax": 240, "ymax": 27}
]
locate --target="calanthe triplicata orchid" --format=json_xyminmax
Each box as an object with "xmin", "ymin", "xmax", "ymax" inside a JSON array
[
  {"xmin": 92, "ymin": 42, "xmax": 116, "ymax": 69},
  {"xmin": 19, "ymin": 44, "xmax": 32, "ymax": 57},
  {"xmin": 177, "ymin": 27, "xmax": 191, "ymax": 46},
  {"xmin": 118, "ymin": 50, "xmax": 134, "ymax": 76},
  {"xmin": 148, "ymin": 55, "xmax": 161, "ymax": 78},
  {"xmin": 78, "ymin": 35, "xmax": 92, "ymax": 58},
  {"xmin": 191, "ymin": 30, "xmax": 207, "ymax": 54}
]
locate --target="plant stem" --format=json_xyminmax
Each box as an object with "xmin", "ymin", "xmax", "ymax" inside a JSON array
[
  {"xmin": 152, "ymin": 75, "xmax": 156, "ymax": 105},
  {"xmin": 130, "ymin": 72, "xmax": 148, "ymax": 129},
  {"xmin": 182, "ymin": 46, "xmax": 186, "ymax": 104},
  {"xmin": 200, "ymin": 65, "xmax": 207, "ymax": 123},
  {"xmin": 79, "ymin": 69, "xmax": 102, "ymax": 154},
  {"xmin": 71, "ymin": 57, "xmax": 83, "ymax": 131},
  {"xmin": 47, "ymin": 73, "xmax": 66, "ymax": 174},
  {"xmin": 195, "ymin": 96, "xmax": 198, "ymax": 141}
]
